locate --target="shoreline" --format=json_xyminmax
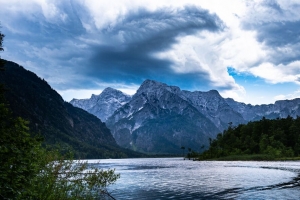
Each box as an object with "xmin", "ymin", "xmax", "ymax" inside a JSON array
[{"xmin": 196, "ymin": 154, "xmax": 300, "ymax": 161}]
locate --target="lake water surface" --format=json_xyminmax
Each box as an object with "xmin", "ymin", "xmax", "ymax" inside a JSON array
[{"xmin": 89, "ymin": 158, "xmax": 300, "ymax": 199}]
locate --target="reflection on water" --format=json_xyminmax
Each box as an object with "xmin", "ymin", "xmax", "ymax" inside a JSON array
[{"xmin": 88, "ymin": 158, "xmax": 300, "ymax": 199}]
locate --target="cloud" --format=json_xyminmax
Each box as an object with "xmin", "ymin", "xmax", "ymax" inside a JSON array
[
  {"xmin": 103, "ymin": 6, "xmax": 223, "ymax": 45},
  {"xmin": 1, "ymin": 1, "xmax": 233, "ymax": 94},
  {"xmin": 80, "ymin": 5, "xmax": 226, "ymax": 88},
  {"xmin": 249, "ymin": 61, "xmax": 300, "ymax": 84},
  {"xmin": 1, "ymin": 0, "xmax": 251, "ymax": 103},
  {"xmin": 4, "ymin": 0, "xmax": 300, "ymax": 104},
  {"xmin": 243, "ymin": 9, "xmax": 300, "ymax": 65},
  {"xmin": 274, "ymin": 90, "xmax": 300, "ymax": 102},
  {"xmin": 242, "ymin": 1, "xmax": 300, "ymax": 63},
  {"xmin": 220, "ymin": 0, "xmax": 300, "ymax": 89}
]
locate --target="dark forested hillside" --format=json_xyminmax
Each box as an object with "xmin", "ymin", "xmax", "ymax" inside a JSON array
[
  {"xmin": 0, "ymin": 59, "xmax": 142, "ymax": 158},
  {"xmin": 200, "ymin": 116, "xmax": 300, "ymax": 160}
]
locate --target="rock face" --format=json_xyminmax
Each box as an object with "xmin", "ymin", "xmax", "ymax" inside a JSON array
[
  {"xmin": 105, "ymin": 80, "xmax": 244, "ymax": 154},
  {"xmin": 225, "ymin": 98, "xmax": 300, "ymax": 121},
  {"xmin": 71, "ymin": 79, "xmax": 300, "ymax": 154},
  {"xmin": 179, "ymin": 90, "xmax": 246, "ymax": 131},
  {"xmin": 70, "ymin": 88, "xmax": 131, "ymax": 122}
]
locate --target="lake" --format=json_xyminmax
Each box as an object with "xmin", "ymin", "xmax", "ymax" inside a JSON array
[{"xmin": 88, "ymin": 158, "xmax": 300, "ymax": 199}]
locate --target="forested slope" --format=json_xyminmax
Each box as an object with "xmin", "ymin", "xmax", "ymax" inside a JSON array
[
  {"xmin": 0, "ymin": 59, "xmax": 142, "ymax": 158},
  {"xmin": 200, "ymin": 117, "xmax": 300, "ymax": 160}
]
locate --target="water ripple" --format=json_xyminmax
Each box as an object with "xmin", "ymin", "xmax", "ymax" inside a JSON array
[{"xmin": 90, "ymin": 158, "xmax": 300, "ymax": 199}]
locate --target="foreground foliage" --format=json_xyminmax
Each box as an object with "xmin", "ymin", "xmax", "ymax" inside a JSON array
[
  {"xmin": 23, "ymin": 149, "xmax": 120, "ymax": 200},
  {"xmin": 0, "ymin": 30, "xmax": 119, "ymax": 199},
  {"xmin": 199, "ymin": 117, "xmax": 300, "ymax": 160},
  {"xmin": 0, "ymin": 116, "xmax": 120, "ymax": 199}
]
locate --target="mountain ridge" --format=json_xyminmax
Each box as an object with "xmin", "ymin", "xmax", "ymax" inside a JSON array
[
  {"xmin": 70, "ymin": 87, "xmax": 131, "ymax": 122},
  {"xmin": 0, "ymin": 59, "xmax": 142, "ymax": 158},
  {"xmin": 71, "ymin": 79, "xmax": 300, "ymax": 154},
  {"xmin": 105, "ymin": 80, "xmax": 232, "ymax": 154}
]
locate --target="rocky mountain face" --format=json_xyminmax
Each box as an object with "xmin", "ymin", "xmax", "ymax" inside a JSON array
[
  {"xmin": 225, "ymin": 98, "xmax": 300, "ymax": 121},
  {"xmin": 71, "ymin": 79, "xmax": 300, "ymax": 155},
  {"xmin": 179, "ymin": 90, "xmax": 246, "ymax": 130},
  {"xmin": 70, "ymin": 87, "xmax": 131, "ymax": 122},
  {"xmin": 0, "ymin": 60, "xmax": 142, "ymax": 158},
  {"xmin": 105, "ymin": 80, "xmax": 245, "ymax": 154}
]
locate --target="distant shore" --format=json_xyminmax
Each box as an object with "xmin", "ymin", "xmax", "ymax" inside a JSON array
[{"xmin": 196, "ymin": 154, "xmax": 300, "ymax": 161}]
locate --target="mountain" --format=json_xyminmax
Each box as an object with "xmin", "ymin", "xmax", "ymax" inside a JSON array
[
  {"xmin": 105, "ymin": 80, "xmax": 245, "ymax": 154},
  {"xmin": 225, "ymin": 98, "xmax": 300, "ymax": 121},
  {"xmin": 0, "ymin": 60, "xmax": 142, "ymax": 158},
  {"xmin": 179, "ymin": 89, "xmax": 246, "ymax": 130},
  {"xmin": 70, "ymin": 87, "xmax": 131, "ymax": 122},
  {"xmin": 70, "ymin": 79, "xmax": 300, "ymax": 155}
]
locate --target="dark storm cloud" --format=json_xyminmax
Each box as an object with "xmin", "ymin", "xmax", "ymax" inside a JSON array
[
  {"xmin": 254, "ymin": 21, "xmax": 300, "ymax": 47},
  {"xmin": 1, "ymin": 2, "xmax": 225, "ymax": 91},
  {"xmin": 102, "ymin": 6, "xmax": 223, "ymax": 51},
  {"xmin": 85, "ymin": 6, "xmax": 224, "ymax": 88}
]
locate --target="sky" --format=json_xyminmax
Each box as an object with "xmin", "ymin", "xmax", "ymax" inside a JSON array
[{"xmin": 1, "ymin": 0, "xmax": 300, "ymax": 105}]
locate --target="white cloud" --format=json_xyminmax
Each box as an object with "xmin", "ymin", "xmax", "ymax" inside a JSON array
[
  {"xmin": 274, "ymin": 90, "xmax": 300, "ymax": 102},
  {"xmin": 219, "ymin": 86, "xmax": 246, "ymax": 103},
  {"xmin": 243, "ymin": 0, "xmax": 300, "ymax": 23},
  {"xmin": 36, "ymin": 0, "xmax": 60, "ymax": 19},
  {"xmin": 249, "ymin": 61, "xmax": 300, "ymax": 84}
]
